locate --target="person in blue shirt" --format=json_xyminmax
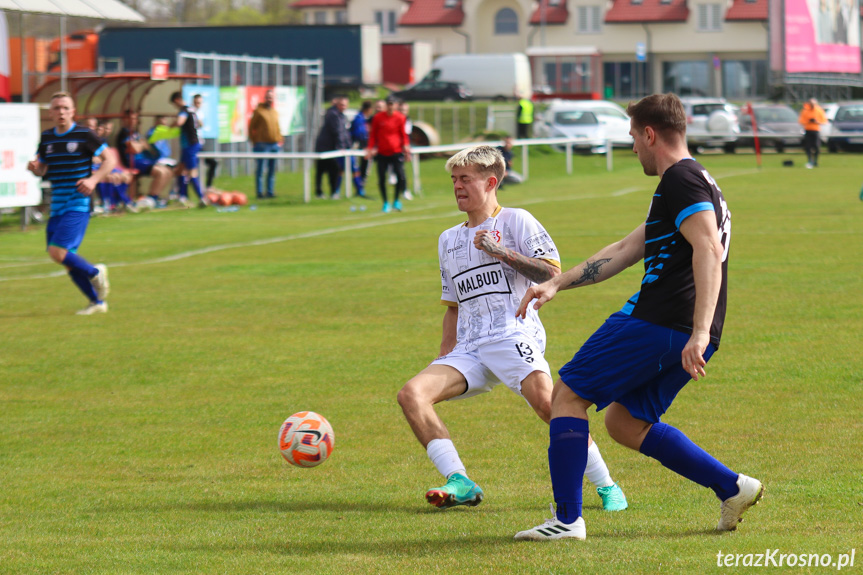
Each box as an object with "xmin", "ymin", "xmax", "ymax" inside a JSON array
[
  {"xmin": 27, "ymin": 91, "xmax": 116, "ymax": 315},
  {"xmin": 514, "ymin": 93, "xmax": 762, "ymax": 542},
  {"xmin": 350, "ymin": 100, "xmax": 374, "ymax": 198},
  {"xmin": 170, "ymin": 91, "xmax": 207, "ymax": 208}
]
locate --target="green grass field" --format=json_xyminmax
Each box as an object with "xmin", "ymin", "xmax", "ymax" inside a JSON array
[{"xmin": 1, "ymin": 149, "xmax": 861, "ymax": 574}]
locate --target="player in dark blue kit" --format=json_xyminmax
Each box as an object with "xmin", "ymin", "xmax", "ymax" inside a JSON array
[
  {"xmin": 170, "ymin": 91, "xmax": 207, "ymax": 208},
  {"xmin": 27, "ymin": 92, "xmax": 116, "ymax": 315},
  {"xmin": 514, "ymin": 93, "xmax": 763, "ymax": 541}
]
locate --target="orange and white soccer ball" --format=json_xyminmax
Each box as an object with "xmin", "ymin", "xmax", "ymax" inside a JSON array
[{"xmin": 279, "ymin": 411, "xmax": 335, "ymax": 468}]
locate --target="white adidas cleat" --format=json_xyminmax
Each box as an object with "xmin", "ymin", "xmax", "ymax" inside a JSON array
[
  {"xmin": 514, "ymin": 504, "xmax": 586, "ymax": 541},
  {"xmin": 90, "ymin": 264, "xmax": 110, "ymax": 301},
  {"xmin": 76, "ymin": 302, "xmax": 108, "ymax": 315},
  {"xmin": 717, "ymin": 474, "xmax": 764, "ymax": 531}
]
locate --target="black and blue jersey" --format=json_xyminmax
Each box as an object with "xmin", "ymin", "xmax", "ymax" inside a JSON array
[
  {"xmin": 177, "ymin": 106, "xmax": 200, "ymax": 148},
  {"xmin": 36, "ymin": 123, "xmax": 106, "ymax": 216},
  {"xmin": 622, "ymin": 158, "xmax": 731, "ymax": 346}
]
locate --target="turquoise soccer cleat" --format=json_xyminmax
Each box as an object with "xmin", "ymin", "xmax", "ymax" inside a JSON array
[
  {"xmin": 597, "ymin": 483, "xmax": 628, "ymax": 511},
  {"xmin": 425, "ymin": 473, "xmax": 484, "ymax": 509}
]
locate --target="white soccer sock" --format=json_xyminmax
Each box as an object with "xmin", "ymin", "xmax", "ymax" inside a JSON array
[
  {"xmin": 426, "ymin": 438, "xmax": 467, "ymax": 479},
  {"xmin": 584, "ymin": 441, "xmax": 615, "ymax": 488}
]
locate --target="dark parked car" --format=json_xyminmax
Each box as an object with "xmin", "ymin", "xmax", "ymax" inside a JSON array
[
  {"xmin": 735, "ymin": 104, "xmax": 804, "ymax": 153},
  {"xmin": 390, "ymin": 80, "xmax": 471, "ymax": 102},
  {"xmin": 827, "ymin": 102, "xmax": 863, "ymax": 152}
]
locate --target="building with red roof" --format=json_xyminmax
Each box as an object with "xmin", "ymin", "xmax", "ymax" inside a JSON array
[{"xmin": 290, "ymin": 0, "xmax": 842, "ymax": 100}]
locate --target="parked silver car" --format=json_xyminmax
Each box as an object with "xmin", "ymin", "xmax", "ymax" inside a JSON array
[
  {"xmin": 735, "ymin": 103, "xmax": 804, "ymax": 153},
  {"xmin": 533, "ymin": 100, "xmax": 633, "ymax": 153},
  {"xmin": 680, "ymin": 97, "xmax": 740, "ymax": 153}
]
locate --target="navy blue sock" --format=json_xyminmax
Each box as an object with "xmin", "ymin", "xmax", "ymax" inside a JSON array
[
  {"xmin": 640, "ymin": 422, "xmax": 740, "ymax": 501},
  {"xmin": 177, "ymin": 176, "xmax": 188, "ymax": 198},
  {"xmin": 68, "ymin": 269, "xmax": 100, "ymax": 303},
  {"xmin": 548, "ymin": 417, "xmax": 589, "ymax": 523},
  {"xmin": 116, "ymin": 183, "xmax": 133, "ymax": 205},
  {"xmin": 191, "ymin": 176, "xmax": 203, "ymax": 200},
  {"xmin": 62, "ymin": 252, "xmax": 98, "ymax": 278}
]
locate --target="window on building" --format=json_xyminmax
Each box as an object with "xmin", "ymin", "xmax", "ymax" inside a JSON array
[
  {"xmin": 495, "ymin": 8, "xmax": 519, "ymax": 34},
  {"xmin": 662, "ymin": 60, "xmax": 710, "ymax": 95},
  {"xmin": 335, "ymin": 10, "xmax": 348, "ymax": 24},
  {"xmin": 697, "ymin": 3, "xmax": 723, "ymax": 31},
  {"xmin": 314, "ymin": 11, "xmax": 328, "ymax": 24},
  {"xmin": 577, "ymin": 6, "xmax": 602, "ymax": 33},
  {"xmin": 375, "ymin": 10, "xmax": 398, "ymax": 35},
  {"xmin": 722, "ymin": 59, "xmax": 768, "ymax": 98},
  {"xmin": 603, "ymin": 61, "xmax": 651, "ymax": 99},
  {"xmin": 444, "ymin": 0, "xmax": 458, "ymax": 6}
]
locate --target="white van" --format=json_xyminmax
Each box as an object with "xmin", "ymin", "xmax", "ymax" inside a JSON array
[{"xmin": 425, "ymin": 53, "xmax": 532, "ymax": 100}]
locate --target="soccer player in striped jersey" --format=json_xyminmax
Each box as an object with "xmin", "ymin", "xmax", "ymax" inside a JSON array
[
  {"xmin": 514, "ymin": 93, "xmax": 762, "ymax": 542},
  {"xmin": 397, "ymin": 145, "xmax": 627, "ymax": 512},
  {"xmin": 27, "ymin": 92, "xmax": 115, "ymax": 315}
]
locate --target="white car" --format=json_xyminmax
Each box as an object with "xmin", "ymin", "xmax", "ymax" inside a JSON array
[
  {"xmin": 820, "ymin": 102, "xmax": 839, "ymax": 143},
  {"xmin": 679, "ymin": 97, "xmax": 740, "ymax": 153},
  {"xmin": 533, "ymin": 100, "xmax": 633, "ymax": 153}
]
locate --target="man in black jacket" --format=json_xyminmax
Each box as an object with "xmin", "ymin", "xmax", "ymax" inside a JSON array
[{"xmin": 315, "ymin": 95, "xmax": 351, "ymax": 199}]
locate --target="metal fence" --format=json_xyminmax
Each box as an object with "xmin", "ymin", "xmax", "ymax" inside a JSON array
[
  {"xmin": 175, "ymin": 50, "xmax": 324, "ymax": 177},
  {"xmin": 402, "ymin": 104, "xmax": 519, "ymax": 144}
]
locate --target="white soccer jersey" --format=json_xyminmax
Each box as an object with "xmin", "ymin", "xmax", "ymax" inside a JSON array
[{"xmin": 438, "ymin": 206, "xmax": 560, "ymax": 351}]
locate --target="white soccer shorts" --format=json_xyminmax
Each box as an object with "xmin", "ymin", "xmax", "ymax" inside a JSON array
[{"xmin": 432, "ymin": 333, "xmax": 551, "ymax": 400}]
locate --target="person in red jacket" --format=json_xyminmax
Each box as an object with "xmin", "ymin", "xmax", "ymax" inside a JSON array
[{"xmin": 366, "ymin": 96, "xmax": 411, "ymax": 212}]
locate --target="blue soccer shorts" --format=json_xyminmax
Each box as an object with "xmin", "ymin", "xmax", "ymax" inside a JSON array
[
  {"xmin": 133, "ymin": 155, "xmax": 155, "ymax": 176},
  {"xmin": 46, "ymin": 210, "xmax": 91, "ymax": 253},
  {"xmin": 558, "ymin": 311, "xmax": 717, "ymax": 423},
  {"xmin": 181, "ymin": 143, "xmax": 201, "ymax": 170}
]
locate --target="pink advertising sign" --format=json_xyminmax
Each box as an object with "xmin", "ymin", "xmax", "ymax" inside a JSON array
[{"xmin": 785, "ymin": 0, "xmax": 861, "ymax": 73}]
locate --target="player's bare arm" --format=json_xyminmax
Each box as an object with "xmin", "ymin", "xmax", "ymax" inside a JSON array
[
  {"xmin": 27, "ymin": 159, "xmax": 47, "ymax": 177},
  {"xmin": 474, "ymin": 229, "xmax": 560, "ymax": 285},
  {"xmin": 77, "ymin": 148, "xmax": 116, "ymax": 196},
  {"xmin": 515, "ymin": 223, "xmax": 647, "ymax": 319},
  {"xmin": 560, "ymin": 223, "xmax": 647, "ymax": 290},
  {"xmin": 438, "ymin": 306, "xmax": 458, "ymax": 358},
  {"xmin": 678, "ymin": 211, "xmax": 724, "ymax": 381},
  {"xmin": 565, "ymin": 258, "xmax": 613, "ymax": 288}
]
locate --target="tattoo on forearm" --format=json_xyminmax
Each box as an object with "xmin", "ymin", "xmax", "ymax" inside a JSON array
[
  {"xmin": 500, "ymin": 248, "xmax": 556, "ymax": 284},
  {"xmin": 567, "ymin": 258, "xmax": 612, "ymax": 288},
  {"xmin": 476, "ymin": 234, "xmax": 555, "ymax": 283}
]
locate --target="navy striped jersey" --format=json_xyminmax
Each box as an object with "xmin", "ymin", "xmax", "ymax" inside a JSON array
[
  {"xmin": 622, "ymin": 158, "xmax": 731, "ymax": 346},
  {"xmin": 36, "ymin": 124, "xmax": 106, "ymax": 216},
  {"xmin": 177, "ymin": 106, "xmax": 200, "ymax": 148}
]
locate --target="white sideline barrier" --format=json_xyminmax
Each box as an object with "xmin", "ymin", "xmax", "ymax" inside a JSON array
[
  {"xmin": 198, "ymin": 131, "xmax": 821, "ymax": 204},
  {"xmin": 198, "ymin": 136, "xmax": 620, "ymax": 203}
]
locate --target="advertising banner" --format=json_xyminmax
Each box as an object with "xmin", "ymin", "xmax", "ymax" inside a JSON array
[
  {"xmin": 786, "ymin": 0, "xmax": 861, "ymax": 73},
  {"xmin": 274, "ymin": 86, "xmax": 307, "ymax": 136},
  {"xmin": 182, "ymin": 85, "xmax": 220, "ymax": 140},
  {"xmin": 0, "ymin": 104, "xmax": 42, "ymax": 208},
  {"xmin": 217, "ymin": 86, "xmax": 247, "ymax": 143},
  {"xmin": 0, "ymin": 11, "xmax": 9, "ymax": 102}
]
